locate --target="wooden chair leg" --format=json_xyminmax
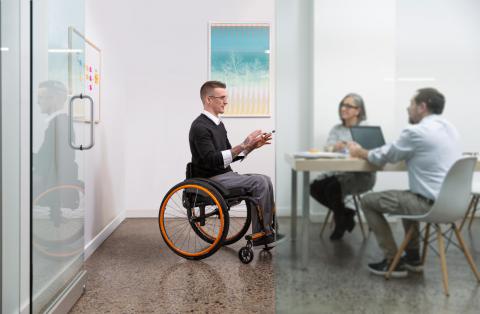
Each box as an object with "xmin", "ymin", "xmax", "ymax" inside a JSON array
[
  {"xmin": 386, "ymin": 225, "xmax": 414, "ymax": 280},
  {"xmin": 468, "ymin": 195, "xmax": 479, "ymax": 230},
  {"xmin": 453, "ymin": 224, "xmax": 480, "ymax": 282},
  {"xmin": 459, "ymin": 195, "xmax": 475, "ymax": 231},
  {"xmin": 436, "ymin": 224, "xmax": 449, "ymax": 296},
  {"xmin": 353, "ymin": 194, "xmax": 367, "ymax": 239},
  {"xmin": 320, "ymin": 209, "xmax": 332, "ymax": 236},
  {"xmin": 421, "ymin": 223, "xmax": 431, "ymax": 265}
]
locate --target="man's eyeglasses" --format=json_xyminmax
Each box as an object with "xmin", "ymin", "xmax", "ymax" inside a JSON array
[
  {"xmin": 341, "ymin": 103, "xmax": 359, "ymax": 110},
  {"xmin": 208, "ymin": 95, "xmax": 228, "ymax": 101}
]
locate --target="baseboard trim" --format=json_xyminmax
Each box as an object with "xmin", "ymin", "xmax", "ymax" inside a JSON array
[
  {"xmin": 84, "ymin": 211, "xmax": 125, "ymax": 260},
  {"xmin": 45, "ymin": 270, "xmax": 86, "ymax": 314}
]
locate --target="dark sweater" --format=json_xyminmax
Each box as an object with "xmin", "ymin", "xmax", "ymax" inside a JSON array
[{"xmin": 189, "ymin": 114, "xmax": 233, "ymax": 178}]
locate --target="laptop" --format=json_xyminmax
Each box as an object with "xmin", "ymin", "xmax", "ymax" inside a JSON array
[{"xmin": 350, "ymin": 126, "xmax": 386, "ymax": 150}]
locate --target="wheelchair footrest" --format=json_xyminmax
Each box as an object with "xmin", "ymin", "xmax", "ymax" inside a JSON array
[{"xmin": 245, "ymin": 231, "xmax": 266, "ymax": 241}]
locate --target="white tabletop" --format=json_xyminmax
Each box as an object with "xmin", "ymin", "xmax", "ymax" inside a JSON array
[{"xmin": 285, "ymin": 153, "xmax": 480, "ymax": 172}]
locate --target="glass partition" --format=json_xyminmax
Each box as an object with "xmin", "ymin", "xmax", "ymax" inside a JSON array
[
  {"xmin": 1, "ymin": 0, "xmax": 22, "ymax": 313},
  {"xmin": 275, "ymin": 0, "xmax": 480, "ymax": 312},
  {"xmin": 31, "ymin": 0, "xmax": 86, "ymax": 312}
]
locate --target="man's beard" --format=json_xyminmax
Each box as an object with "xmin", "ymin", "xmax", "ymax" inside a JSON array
[{"xmin": 408, "ymin": 116, "xmax": 418, "ymax": 124}]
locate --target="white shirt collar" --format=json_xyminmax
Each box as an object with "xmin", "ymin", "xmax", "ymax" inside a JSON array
[
  {"xmin": 420, "ymin": 114, "xmax": 438, "ymax": 123},
  {"xmin": 202, "ymin": 110, "xmax": 221, "ymax": 125}
]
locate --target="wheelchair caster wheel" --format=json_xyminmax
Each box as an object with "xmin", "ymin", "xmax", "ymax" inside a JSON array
[{"xmin": 239, "ymin": 246, "xmax": 254, "ymax": 264}]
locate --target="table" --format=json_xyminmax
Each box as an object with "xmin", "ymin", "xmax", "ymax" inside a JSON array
[{"xmin": 285, "ymin": 154, "xmax": 480, "ymax": 268}]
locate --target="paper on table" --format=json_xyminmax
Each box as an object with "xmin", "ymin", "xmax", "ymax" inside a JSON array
[{"xmin": 293, "ymin": 151, "xmax": 347, "ymax": 159}]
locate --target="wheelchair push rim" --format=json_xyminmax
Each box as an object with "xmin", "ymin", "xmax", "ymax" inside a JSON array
[
  {"xmin": 191, "ymin": 199, "xmax": 252, "ymax": 246},
  {"xmin": 159, "ymin": 182, "xmax": 229, "ymax": 259}
]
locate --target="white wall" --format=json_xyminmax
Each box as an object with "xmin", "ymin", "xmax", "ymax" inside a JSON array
[
  {"xmin": 86, "ymin": 0, "xmax": 276, "ymax": 225},
  {"xmin": 395, "ymin": 0, "xmax": 480, "ymax": 186},
  {"xmin": 121, "ymin": 0, "xmax": 276, "ymax": 216},
  {"xmin": 396, "ymin": 0, "xmax": 480, "ymax": 151},
  {"xmin": 311, "ymin": 0, "xmax": 402, "ymax": 215},
  {"xmin": 84, "ymin": 1, "xmax": 128, "ymax": 249}
]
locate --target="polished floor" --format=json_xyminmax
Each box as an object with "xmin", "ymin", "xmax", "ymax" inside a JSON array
[
  {"xmin": 70, "ymin": 218, "xmax": 274, "ymax": 313},
  {"xmin": 275, "ymin": 218, "xmax": 480, "ymax": 314},
  {"xmin": 71, "ymin": 218, "xmax": 480, "ymax": 313}
]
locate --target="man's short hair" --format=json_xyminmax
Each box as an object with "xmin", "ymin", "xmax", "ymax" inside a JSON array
[
  {"xmin": 414, "ymin": 88, "xmax": 445, "ymax": 114},
  {"xmin": 200, "ymin": 81, "xmax": 226, "ymax": 102}
]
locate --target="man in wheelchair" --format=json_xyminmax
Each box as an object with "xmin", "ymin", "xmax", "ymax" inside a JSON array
[{"xmin": 188, "ymin": 80, "xmax": 283, "ymax": 248}]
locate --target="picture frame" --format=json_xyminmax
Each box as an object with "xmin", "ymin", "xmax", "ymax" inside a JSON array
[{"xmin": 208, "ymin": 22, "xmax": 271, "ymax": 117}]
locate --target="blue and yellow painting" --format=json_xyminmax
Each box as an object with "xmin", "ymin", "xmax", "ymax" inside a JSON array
[{"xmin": 210, "ymin": 23, "xmax": 270, "ymax": 116}]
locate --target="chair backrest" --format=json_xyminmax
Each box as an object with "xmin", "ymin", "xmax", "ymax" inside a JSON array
[
  {"xmin": 423, "ymin": 157, "xmax": 477, "ymax": 223},
  {"xmin": 186, "ymin": 162, "xmax": 193, "ymax": 179}
]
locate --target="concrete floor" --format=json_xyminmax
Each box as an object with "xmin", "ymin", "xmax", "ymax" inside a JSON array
[
  {"xmin": 275, "ymin": 218, "xmax": 480, "ymax": 314},
  {"xmin": 71, "ymin": 218, "xmax": 480, "ymax": 313},
  {"xmin": 70, "ymin": 218, "xmax": 274, "ymax": 314}
]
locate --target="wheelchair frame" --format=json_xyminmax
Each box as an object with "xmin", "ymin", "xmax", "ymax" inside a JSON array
[{"xmin": 158, "ymin": 163, "xmax": 274, "ymax": 263}]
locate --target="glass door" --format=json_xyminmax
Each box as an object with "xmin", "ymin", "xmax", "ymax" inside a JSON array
[
  {"xmin": 31, "ymin": 0, "xmax": 91, "ymax": 312},
  {"xmin": 1, "ymin": 0, "xmax": 22, "ymax": 313}
]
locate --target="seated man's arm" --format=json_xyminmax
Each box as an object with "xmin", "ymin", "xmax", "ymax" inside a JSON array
[
  {"xmin": 367, "ymin": 128, "xmax": 416, "ymax": 166},
  {"xmin": 221, "ymin": 144, "xmax": 245, "ymax": 167}
]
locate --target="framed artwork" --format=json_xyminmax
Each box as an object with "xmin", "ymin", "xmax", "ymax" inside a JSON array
[
  {"xmin": 68, "ymin": 27, "xmax": 102, "ymax": 123},
  {"xmin": 209, "ymin": 23, "xmax": 271, "ymax": 117}
]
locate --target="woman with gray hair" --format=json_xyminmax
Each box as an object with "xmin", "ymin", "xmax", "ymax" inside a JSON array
[{"xmin": 310, "ymin": 93, "xmax": 376, "ymax": 240}]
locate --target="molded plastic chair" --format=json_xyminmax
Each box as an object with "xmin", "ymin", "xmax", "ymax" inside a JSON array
[
  {"xmin": 459, "ymin": 181, "xmax": 480, "ymax": 231},
  {"xmin": 385, "ymin": 157, "xmax": 480, "ymax": 296}
]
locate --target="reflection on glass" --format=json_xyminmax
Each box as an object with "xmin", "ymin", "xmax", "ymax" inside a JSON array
[{"xmin": 32, "ymin": 80, "xmax": 85, "ymax": 311}]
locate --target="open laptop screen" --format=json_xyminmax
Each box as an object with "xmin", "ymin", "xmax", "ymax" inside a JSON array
[{"xmin": 350, "ymin": 126, "xmax": 386, "ymax": 150}]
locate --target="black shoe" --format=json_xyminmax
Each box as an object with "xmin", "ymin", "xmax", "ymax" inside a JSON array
[
  {"xmin": 344, "ymin": 208, "xmax": 356, "ymax": 232},
  {"xmin": 402, "ymin": 250, "xmax": 423, "ymax": 272},
  {"xmin": 253, "ymin": 232, "xmax": 286, "ymax": 247},
  {"xmin": 329, "ymin": 215, "xmax": 347, "ymax": 240},
  {"xmin": 367, "ymin": 259, "xmax": 408, "ymax": 278}
]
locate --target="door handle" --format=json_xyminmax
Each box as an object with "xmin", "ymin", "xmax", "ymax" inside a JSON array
[{"xmin": 68, "ymin": 94, "xmax": 95, "ymax": 150}]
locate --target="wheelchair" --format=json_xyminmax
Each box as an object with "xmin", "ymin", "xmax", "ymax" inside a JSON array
[{"xmin": 158, "ymin": 163, "xmax": 275, "ymax": 264}]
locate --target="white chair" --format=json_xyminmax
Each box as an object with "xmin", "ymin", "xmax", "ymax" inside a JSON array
[
  {"xmin": 385, "ymin": 157, "xmax": 480, "ymax": 296},
  {"xmin": 459, "ymin": 181, "xmax": 480, "ymax": 231}
]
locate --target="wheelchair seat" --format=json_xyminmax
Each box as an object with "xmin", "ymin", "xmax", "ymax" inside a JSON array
[
  {"xmin": 193, "ymin": 178, "xmax": 246, "ymax": 198},
  {"xmin": 185, "ymin": 163, "xmax": 249, "ymax": 198}
]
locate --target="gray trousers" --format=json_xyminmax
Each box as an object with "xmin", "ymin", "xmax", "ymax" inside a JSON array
[
  {"xmin": 361, "ymin": 190, "xmax": 432, "ymax": 260},
  {"xmin": 210, "ymin": 171, "xmax": 275, "ymax": 233}
]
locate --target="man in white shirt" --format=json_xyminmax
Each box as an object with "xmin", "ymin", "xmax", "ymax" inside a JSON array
[{"xmin": 348, "ymin": 88, "xmax": 461, "ymax": 277}]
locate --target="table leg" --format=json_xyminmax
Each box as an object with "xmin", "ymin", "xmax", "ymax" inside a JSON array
[
  {"xmin": 291, "ymin": 169, "xmax": 298, "ymax": 241},
  {"xmin": 301, "ymin": 171, "xmax": 310, "ymax": 268}
]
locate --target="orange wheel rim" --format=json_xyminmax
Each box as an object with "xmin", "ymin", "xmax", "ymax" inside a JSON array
[{"xmin": 159, "ymin": 184, "xmax": 224, "ymax": 257}]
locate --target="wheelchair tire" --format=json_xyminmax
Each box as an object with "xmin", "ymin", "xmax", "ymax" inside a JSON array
[
  {"xmin": 238, "ymin": 246, "xmax": 254, "ymax": 264},
  {"xmin": 159, "ymin": 180, "xmax": 229, "ymax": 260},
  {"xmin": 190, "ymin": 200, "xmax": 252, "ymax": 246}
]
